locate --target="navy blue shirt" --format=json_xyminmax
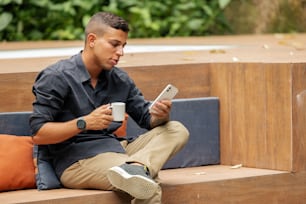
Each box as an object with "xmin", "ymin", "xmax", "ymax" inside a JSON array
[{"xmin": 30, "ymin": 53, "xmax": 152, "ymax": 177}]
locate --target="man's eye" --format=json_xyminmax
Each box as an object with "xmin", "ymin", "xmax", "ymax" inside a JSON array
[{"xmin": 110, "ymin": 42, "xmax": 119, "ymax": 47}]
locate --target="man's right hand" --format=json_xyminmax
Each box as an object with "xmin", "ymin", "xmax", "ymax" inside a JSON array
[{"xmin": 84, "ymin": 104, "xmax": 113, "ymax": 130}]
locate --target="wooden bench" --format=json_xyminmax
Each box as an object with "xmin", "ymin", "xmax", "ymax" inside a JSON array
[
  {"xmin": 1, "ymin": 34, "xmax": 306, "ymax": 173},
  {"xmin": 1, "ymin": 34, "xmax": 306, "ymax": 203},
  {"xmin": 2, "ymin": 165, "xmax": 301, "ymax": 204}
]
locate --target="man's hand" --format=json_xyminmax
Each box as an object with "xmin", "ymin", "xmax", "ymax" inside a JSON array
[
  {"xmin": 149, "ymin": 99, "xmax": 171, "ymax": 128},
  {"xmin": 84, "ymin": 104, "xmax": 113, "ymax": 130}
]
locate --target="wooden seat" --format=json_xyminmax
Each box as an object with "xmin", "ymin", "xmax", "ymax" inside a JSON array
[
  {"xmin": 1, "ymin": 165, "xmax": 305, "ymax": 204},
  {"xmin": 1, "ymin": 35, "xmax": 306, "ymax": 203}
]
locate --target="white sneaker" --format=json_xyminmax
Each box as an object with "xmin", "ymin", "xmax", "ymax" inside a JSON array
[{"xmin": 107, "ymin": 163, "xmax": 158, "ymax": 199}]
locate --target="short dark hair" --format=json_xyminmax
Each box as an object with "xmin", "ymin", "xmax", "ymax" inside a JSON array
[{"xmin": 85, "ymin": 12, "xmax": 129, "ymax": 37}]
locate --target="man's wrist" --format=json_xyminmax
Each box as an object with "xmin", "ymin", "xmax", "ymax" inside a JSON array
[{"xmin": 150, "ymin": 116, "xmax": 169, "ymax": 128}]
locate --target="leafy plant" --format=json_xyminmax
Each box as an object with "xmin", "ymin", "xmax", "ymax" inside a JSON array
[
  {"xmin": 103, "ymin": 0, "xmax": 232, "ymax": 38},
  {"xmin": 0, "ymin": 0, "xmax": 232, "ymax": 41}
]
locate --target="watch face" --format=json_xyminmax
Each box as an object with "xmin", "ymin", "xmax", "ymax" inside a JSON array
[{"xmin": 77, "ymin": 118, "xmax": 86, "ymax": 130}]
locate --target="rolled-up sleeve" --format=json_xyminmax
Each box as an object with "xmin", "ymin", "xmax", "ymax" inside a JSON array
[{"xmin": 30, "ymin": 68, "xmax": 68, "ymax": 135}]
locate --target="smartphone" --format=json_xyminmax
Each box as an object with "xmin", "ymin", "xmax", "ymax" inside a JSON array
[{"xmin": 149, "ymin": 84, "xmax": 179, "ymax": 109}]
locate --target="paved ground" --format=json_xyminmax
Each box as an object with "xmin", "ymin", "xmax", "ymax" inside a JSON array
[
  {"xmin": 0, "ymin": 44, "xmax": 234, "ymax": 59},
  {"xmin": 0, "ymin": 34, "xmax": 305, "ymax": 74}
]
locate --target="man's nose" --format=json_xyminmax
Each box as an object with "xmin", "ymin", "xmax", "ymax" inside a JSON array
[{"xmin": 116, "ymin": 46, "xmax": 124, "ymax": 56}]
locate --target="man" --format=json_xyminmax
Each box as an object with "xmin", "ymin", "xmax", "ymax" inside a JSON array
[{"xmin": 30, "ymin": 12, "xmax": 189, "ymax": 204}]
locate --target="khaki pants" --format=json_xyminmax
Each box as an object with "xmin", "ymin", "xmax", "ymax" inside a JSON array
[{"xmin": 61, "ymin": 121, "xmax": 189, "ymax": 204}]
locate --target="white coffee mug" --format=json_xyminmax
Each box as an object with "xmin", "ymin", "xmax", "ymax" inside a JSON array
[{"xmin": 111, "ymin": 102, "xmax": 126, "ymax": 121}]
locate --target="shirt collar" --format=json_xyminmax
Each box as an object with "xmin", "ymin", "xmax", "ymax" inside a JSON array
[
  {"xmin": 74, "ymin": 52, "xmax": 111, "ymax": 84},
  {"xmin": 75, "ymin": 52, "xmax": 91, "ymax": 83}
]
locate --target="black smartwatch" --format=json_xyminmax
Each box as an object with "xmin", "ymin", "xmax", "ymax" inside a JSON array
[{"xmin": 76, "ymin": 117, "xmax": 86, "ymax": 130}]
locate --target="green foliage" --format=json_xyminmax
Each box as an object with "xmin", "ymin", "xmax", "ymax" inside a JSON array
[
  {"xmin": 268, "ymin": 0, "xmax": 306, "ymax": 33},
  {"xmin": 0, "ymin": 0, "xmax": 232, "ymax": 41},
  {"xmin": 104, "ymin": 0, "xmax": 232, "ymax": 38},
  {"xmin": 224, "ymin": 0, "xmax": 306, "ymax": 34}
]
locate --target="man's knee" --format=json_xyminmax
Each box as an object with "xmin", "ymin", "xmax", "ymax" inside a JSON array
[{"xmin": 165, "ymin": 121, "xmax": 189, "ymax": 144}]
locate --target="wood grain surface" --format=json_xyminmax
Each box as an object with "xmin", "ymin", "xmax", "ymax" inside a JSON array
[{"xmin": 0, "ymin": 34, "xmax": 305, "ymax": 172}]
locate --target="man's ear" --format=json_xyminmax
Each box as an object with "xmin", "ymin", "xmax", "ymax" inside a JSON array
[{"xmin": 87, "ymin": 33, "xmax": 96, "ymax": 48}]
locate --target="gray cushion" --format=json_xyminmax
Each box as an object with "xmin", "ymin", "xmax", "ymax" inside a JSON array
[
  {"xmin": 127, "ymin": 97, "xmax": 220, "ymax": 169},
  {"xmin": 0, "ymin": 112, "xmax": 32, "ymax": 136},
  {"xmin": 33, "ymin": 145, "xmax": 62, "ymax": 190}
]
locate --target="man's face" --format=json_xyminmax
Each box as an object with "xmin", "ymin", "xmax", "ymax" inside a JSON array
[{"xmin": 91, "ymin": 26, "xmax": 128, "ymax": 70}]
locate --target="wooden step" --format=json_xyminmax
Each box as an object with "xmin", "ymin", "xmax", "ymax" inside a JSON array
[
  {"xmin": 160, "ymin": 165, "xmax": 306, "ymax": 204},
  {"xmin": 1, "ymin": 35, "xmax": 306, "ymax": 172},
  {"xmin": 1, "ymin": 165, "xmax": 305, "ymax": 204}
]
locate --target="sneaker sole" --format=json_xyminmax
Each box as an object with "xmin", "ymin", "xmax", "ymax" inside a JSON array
[{"xmin": 107, "ymin": 166, "xmax": 158, "ymax": 199}]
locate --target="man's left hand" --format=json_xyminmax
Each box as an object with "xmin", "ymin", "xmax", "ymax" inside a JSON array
[{"xmin": 149, "ymin": 99, "xmax": 171, "ymax": 128}]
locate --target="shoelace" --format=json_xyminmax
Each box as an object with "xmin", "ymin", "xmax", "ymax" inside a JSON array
[{"xmin": 143, "ymin": 165, "xmax": 150, "ymax": 177}]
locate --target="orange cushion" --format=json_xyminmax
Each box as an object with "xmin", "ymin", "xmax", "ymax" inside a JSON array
[
  {"xmin": 0, "ymin": 135, "xmax": 36, "ymax": 191},
  {"xmin": 113, "ymin": 114, "xmax": 128, "ymax": 137}
]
